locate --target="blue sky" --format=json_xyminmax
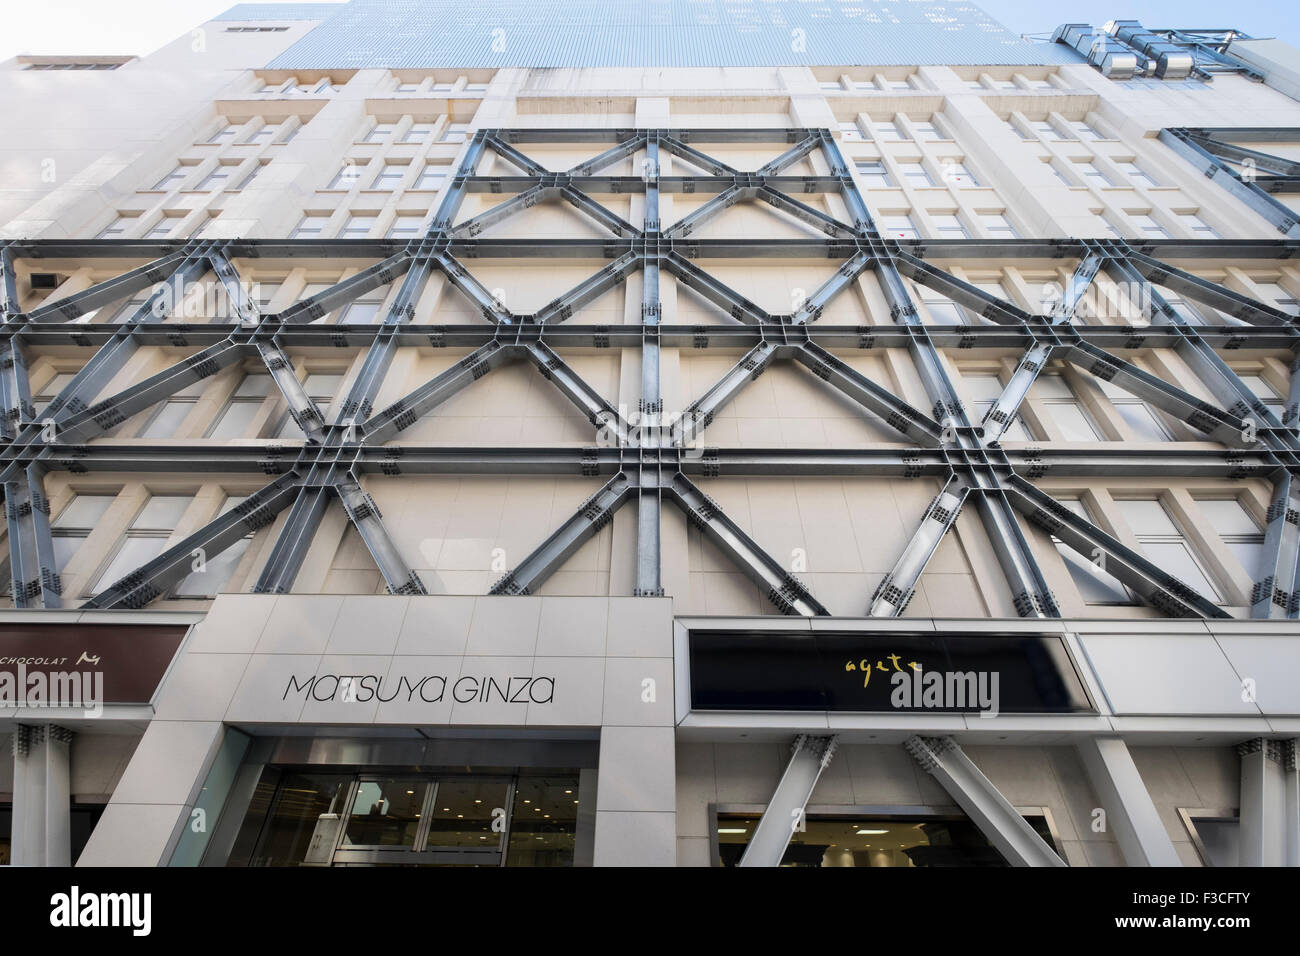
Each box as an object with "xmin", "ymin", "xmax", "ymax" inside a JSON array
[
  {"xmin": 979, "ymin": 0, "xmax": 1297, "ymax": 42},
  {"xmin": 0, "ymin": 0, "xmax": 1296, "ymax": 63}
]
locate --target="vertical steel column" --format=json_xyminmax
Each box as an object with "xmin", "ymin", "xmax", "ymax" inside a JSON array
[
  {"xmin": 1075, "ymin": 736, "xmax": 1183, "ymax": 866},
  {"xmin": 0, "ymin": 335, "xmax": 33, "ymax": 441},
  {"xmin": 1238, "ymin": 738, "xmax": 1287, "ymax": 866},
  {"xmin": 637, "ymin": 134, "xmax": 663, "ymax": 596}
]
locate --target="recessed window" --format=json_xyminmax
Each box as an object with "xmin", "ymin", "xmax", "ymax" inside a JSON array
[
  {"xmin": 236, "ymin": 162, "xmax": 267, "ymax": 190},
  {"xmin": 245, "ymin": 124, "xmax": 279, "ymax": 146},
  {"xmin": 440, "ymin": 123, "xmax": 469, "ymax": 143},
  {"xmin": 871, "ymin": 121, "xmax": 904, "ymax": 142},
  {"xmin": 372, "ymin": 163, "xmax": 407, "ymax": 190},
  {"xmin": 144, "ymin": 215, "xmax": 185, "ymax": 239},
  {"xmin": 209, "ymin": 125, "xmax": 239, "ymax": 145},
  {"xmin": 1076, "ymin": 162, "xmax": 1112, "ymax": 187},
  {"xmin": 1251, "ymin": 281, "xmax": 1299, "ymax": 316},
  {"xmin": 1052, "ymin": 498, "xmax": 1133, "ymax": 604},
  {"xmin": 1032, "ymin": 373, "xmax": 1103, "ymax": 441},
  {"xmin": 879, "ymin": 214, "xmax": 917, "ymax": 240},
  {"xmin": 92, "ymin": 495, "xmax": 192, "ymax": 594},
  {"xmin": 329, "ymin": 163, "xmax": 364, "ymax": 190},
  {"xmin": 1179, "ymin": 213, "xmax": 1218, "ymax": 238},
  {"xmin": 1095, "ymin": 377, "xmax": 1173, "ymax": 441},
  {"xmin": 818, "ymin": 81, "xmax": 842, "ymax": 92},
  {"xmin": 153, "ymin": 165, "xmax": 191, "ymax": 190},
  {"xmin": 173, "ymin": 495, "xmax": 255, "ymax": 598},
  {"xmin": 414, "ymin": 163, "xmax": 449, "ymax": 191},
  {"xmin": 930, "ymin": 213, "xmax": 967, "ymax": 239},
  {"xmin": 1198, "ymin": 498, "xmax": 1265, "ymax": 581},
  {"xmin": 940, "ymin": 161, "xmax": 978, "ymax": 187},
  {"xmin": 1030, "ymin": 120, "xmax": 1063, "ymax": 141},
  {"xmin": 912, "ymin": 121, "xmax": 944, "ymax": 141},
  {"xmin": 898, "ymin": 162, "xmax": 932, "ymax": 187},
  {"xmin": 1069, "ymin": 120, "xmax": 1103, "ymax": 141},
  {"xmin": 364, "ymin": 122, "xmax": 396, "ymax": 144},
  {"xmin": 96, "ymin": 214, "xmax": 139, "ymax": 239},
  {"xmin": 980, "ymin": 213, "xmax": 1017, "ymax": 238},
  {"xmin": 291, "ymin": 214, "xmax": 330, "ymax": 239},
  {"xmin": 1116, "ymin": 160, "xmax": 1159, "ymax": 187},
  {"xmin": 1130, "ymin": 213, "xmax": 1168, "ymax": 238},
  {"xmin": 403, "ymin": 122, "xmax": 436, "ymax": 143},
  {"xmin": 50, "ymin": 494, "xmax": 116, "ymax": 577},
  {"xmin": 338, "ymin": 289, "xmax": 388, "ymax": 325},
  {"xmin": 197, "ymin": 165, "xmax": 236, "ymax": 191},
  {"xmin": 208, "ymin": 373, "xmax": 273, "ymax": 438},
  {"xmin": 1115, "ymin": 498, "xmax": 1221, "ymax": 602},
  {"xmin": 33, "ymin": 372, "xmax": 77, "ymax": 417},
  {"xmin": 387, "ymin": 214, "xmax": 427, "ymax": 239},
  {"xmin": 340, "ymin": 214, "xmax": 377, "ymax": 239},
  {"xmin": 855, "ymin": 162, "xmax": 891, "ymax": 189},
  {"xmin": 916, "ymin": 284, "xmax": 964, "ymax": 324}
]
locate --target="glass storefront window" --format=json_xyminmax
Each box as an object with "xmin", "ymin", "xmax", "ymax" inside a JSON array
[
  {"xmin": 715, "ymin": 812, "xmax": 1057, "ymax": 867},
  {"xmin": 426, "ymin": 779, "xmax": 507, "ymax": 849},
  {"xmin": 343, "ymin": 778, "xmax": 428, "ymax": 848},
  {"xmin": 234, "ymin": 772, "xmax": 351, "ymax": 867},
  {"xmin": 505, "ymin": 774, "xmax": 580, "ymax": 867}
]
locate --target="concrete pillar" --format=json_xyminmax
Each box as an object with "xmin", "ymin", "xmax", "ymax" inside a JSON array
[
  {"xmin": 10, "ymin": 723, "xmax": 74, "ymax": 867},
  {"xmin": 592, "ymin": 726, "xmax": 676, "ymax": 866},
  {"xmin": 1238, "ymin": 738, "xmax": 1287, "ymax": 867},
  {"xmin": 1076, "ymin": 737, "xmax": 1182, "ymax": 866}
]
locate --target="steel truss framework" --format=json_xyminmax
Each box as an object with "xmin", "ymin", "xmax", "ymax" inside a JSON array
[
  {"xmin": 3, "ymin": 127, "xmax": 1300, "ymax": 621},
  {"xmin": 1160, "ymin": 127, "xmax": 1300, "ymax": 238}
]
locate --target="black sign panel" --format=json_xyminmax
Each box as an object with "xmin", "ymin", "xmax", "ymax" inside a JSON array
[{"xmin": 688, "ymin": 630, "xmax": 1093, "ymax": 714}]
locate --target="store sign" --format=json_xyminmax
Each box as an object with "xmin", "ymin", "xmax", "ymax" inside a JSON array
[
  {"xmin": 688, "ymin": 630, "xmax": 1093, "ymax": 714},
  {"xmin": 0, "ymin": 623, "xmax": 189, "ymax": 709},
  {"xmin": 282, "ymin": 672, "xmax": 556, "ymax": 704}
]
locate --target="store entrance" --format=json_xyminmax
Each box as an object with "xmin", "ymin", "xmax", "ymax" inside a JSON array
[{"xmin": 229, "ymin": 768, "xmax": 582, "ymax": 867}]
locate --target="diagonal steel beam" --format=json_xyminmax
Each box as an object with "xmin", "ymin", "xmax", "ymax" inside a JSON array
[
  {"xmin": 794, "ymin": 341, "xmax": 943, "ymax": 444},
  {"xmin": 662, "ymin": 253, "xmax": 771, "ymax": 324},
  {"xmin": 870, "ymin": 479, "xmax": 969, "ymax": 616},
  {"xmin": 659, "ymin": 136, "xmax": 736, "ymax": 175},
  {"xmin": 484, "ymin": 134, "xmax": 549, "ymax": 176},
  {"xmin": 756, "ymin": 135, "xmax": 821, "ymax": 176},
  {"xmin": 275, "ymin": 254, "xmax": 412, "ymax": 324},
  {"xmin": 893, "ymin": 253, "xmax": 1037, "ymax": 325},
  {"xmin": 1127, "ymin": 251, "xmax": 1296, "ymax": 326},
  {"xmin": 250, "ymin": 482, "xmax": 332, "ymax": 594},
  {"xmin": 669, "ymin": 471, "xmax": 829, "ymax": 615},
  {"xmin": 85, "ymin": 473, "xmax": 300, "ymax": 608},
  {"xmin": 663, "ymin": 185, "xmax": 749, "ymax": 239},
  {"xmin": 524, "ymin": 341, "xmax": 631, "ymax": 444},
  {"xmin": 336, "ymin": 475, "xmax": 428, "ymax": 595},
  {"xmin": 255, "ymin": 341, "xmax": 326, "ymax": 443},
  {"xmin": 534, "ymin": 252, "xmax": 640, "ymax": 325},
  {"xmin": 435, "ymin": 253, "xmax": 515, "ymax": 323},
  {"xmin": 363, "ymin": 341, "xmax": 513, "ymax": 443},
  {"xmin": 1005, "ymin": 474, "xmax": 1231, "ymax": 618},
  {"xmin": 489, "ymin": 471, "xmax": 632, "ymax": 595},
  {"xmin": 672, "ymin": 342, "xmax": 781, "ymax": 446},
  {"xmin": 451, "ymin": 185, "xmax": 555, "ymax": 239},
  {"xmin": 1252, "ymin": 472, "xmax": 1300, "ymax": 619},
  {"xmin": 789, "ymin": 252, "xmax": 872, "ymax": 325},
  {"xmin": 568, "ymin": 134, "xmax": 647, "ymax": 176},
  {"xmin": 25, "ymin": 251, "xmax": 190, "ymax": 323},
  {"xmin": 559, "ymin": 186, "xmax": 640, "ymax": 238},
  {"xmin": 756, "ymin": 186, "xmax": 856, "ymax": 238}
]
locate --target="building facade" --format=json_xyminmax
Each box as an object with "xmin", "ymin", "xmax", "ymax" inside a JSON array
[{"xmin": 1, "ymin": 1, "xmax": 1299, "ymax": 867}]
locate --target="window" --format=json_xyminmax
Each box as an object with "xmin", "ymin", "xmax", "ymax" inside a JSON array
[
  {"xmin": 340, "ymin": 215, "xmax": 377, "ymax": 239},
  {"xmin": 144, "ymin": 216, "xmax": 184, "ymax": 239},
  {"xmin": 291, "ymin": 215, "xmax": 330, "ymax": 238},
  {"xmin": 898, "ymin": 162, "xmax": 932, "ymax": 187},
  {"xmin": 431, "ymin": 82, "xmax": 455, "ymax": 94},
  {"xmin": 1130, "ymin": 213, "xmax": 1168, "ymax": 238},
  {"xmin": 818, "ymin": 81, "xmax": 842, "ymax": 92},
  {"xmin": 1238, "ymin": 374, "xmax": 1285, "ymax": 419},
  {"xmin": 1116, "ymin": 160, "xmax": 1159, "ymax": 187},
  {"xmin": 1198, "ymin": 498, "xmax": 1264, "ymax": 582},
  {"xmin": 463, "ymin": 83, "xmax": 489, "ymax": 93},
  {"xmin": 153, "ymin": 165, "xmax": 190, "ymax": 190},
  {"xmin": 930, "ymin": 214, "xmax": 967, "ymax": 239},
  {"xmin": 339, "ymin": 288, "xmax": 388, "ymax": 324},
  {"xmin": 50, "ymin": 494, "xmax": 116, "ymax": 579},
  {"xmin": 879, "ymin": 214, "xmax": 917, "ymax": 240},
  {"xmin": 871, "ymin": 121, "xmax": 904, "ymax": 142},
  {"xmin": 1095, "ymin": 377, "xmax": 1173, "ymax": 441},
  {"xmin": 1156, "ymin": 286, "xmax": 1209, "ymax": 325},
  {"xmin": 440, "ymin": 123, "xmax": 469, "ymax": 143},
  {"xmin": 33, "ymin": 372, "xmax": 76, "ymax": 417},
  {"xmin": 414, "ymin": 163, "xmax": 449, "ymax": 191},
  {"xmin": 246, "ymin": 125, "xmax": 278, "ymax": 146},
  {"xmin": 236, "ymin": 162, "xmax": 267, "ymax": 190},
  {"xmin": 387, "ymin": 214, "xmax": 427, "ymax": 239},
  {"xmin": 1031, "ymin": 120, "xmax": 1063, "ymax": 141},
  {"xmin": 1070, "ymin": 120, "xmax": 1103, "ymax": 140},
  {"xmin": 173, "ymin": 494, "xmax": 254, "ymax": 598},
  {"xmin": 1032, "ymin": 373, "xmax": 1103, "ymax": 440},
  {"xmin": 364, "ymin": 122, "xmax": 395, "ymax": 143},
  {"xmin": 372, "ymin": 163, "xmax": 407, "ymax": 190},
  {"xmin": 916, "ymin": 284, "xmax": 964, "ymax": 324},
  {"xmin": 403, "ymin": 122, "xmax": 436, "ymax": 143},
  {"xmin": 1251, "ymin": 281, "xmax": 1299, "ymax": 316},
  {"xmin": 298, "ymin": 282, "xmax": 335, "ymax": 323},
  {"xmin": 208, "ymin": 373, "xmax": 273, "ymax": 438},
  {"xmin": 96, "ymin": 214, "xmax": 138, "ymax": 239},
  {"xmin": 277, "ymin": 373, "xmax": 343, "ymax": 437},
  {"xmin": 138, "ymin": 381, "xmax": 205, "ymax": 438},
  {"xmin": 1116, "ymin": 498, "xmax": 1220, "ymax": 602},
  {"xmin": 208, "ymin": 125, "xmax": 239, "ymax": 145},
  {"xmin": 396, "ymin": 82, "xmax": 421, "ymax": 93},
  {"xmin": 1076, "ymin": 162, "xmax": 1112, "ymax": 187},
  {"xmin": 329, "ymin": 163, "xmax": 364, "ymax": 189},
  {"xmin": 1052, "ymin": 498, "xmax": 1132, "ymax": 604},
  {"xmin": 980, "ymin": 213, "xmax": 1017, "ymax": 238},
  {"xmin": 963, "ymin": 373, "xmax": 1032, "ymax": 441},
  {"xmin": 92, "ymin": 495, "xmax": 191, "ymax": 593},
  {"xmin": 1043, "ymin": 159, "xmax": 1070, "ymax": 185},
  {"xmin": 1179, "ymin": 213, "xmax": 1218, "ymax": 238},
  {"xmin": 197, "ymin": 165, "xmax": 235, "ymax": 191},
  {"xmin": 885, "ymin": 79, "xmax": 912, "ymax": 91},
  {"xmin": 855, "ymin": 162, "xmax": 890, "ymax": 188},
  {"xmin": 912, "ymin": 121, "xmax": 943, "ymax": 141},
  {"xmin": 257, "ymin": 80, "xmax": 287, "ymax": 93},
  {"xmin": 940, "ymin": 161, "xmax": 978, "ymax": 187},
  {"xmin": 838, "ymin": 121, "xmax": 863, "ymax": 141}
]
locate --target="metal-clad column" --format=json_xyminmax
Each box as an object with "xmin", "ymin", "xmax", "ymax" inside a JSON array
[
  {"xmin": 1238, "ymin": 738, "xmax": 1287, "ymax": 866},
  {"xmin": 638, "ymin": 133, "xmax": 663, "ymax": 596},
  {"xmin": 1076, "ymin": 737, "xmax": 1182, "ymax": 866},
  {"xmin": 738, "ymin": 735, "xmax": 838, "ymax": 867},
  {"xmin": 907, "ymin": 736, "xmax": 1067, "ymax": 867}
]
